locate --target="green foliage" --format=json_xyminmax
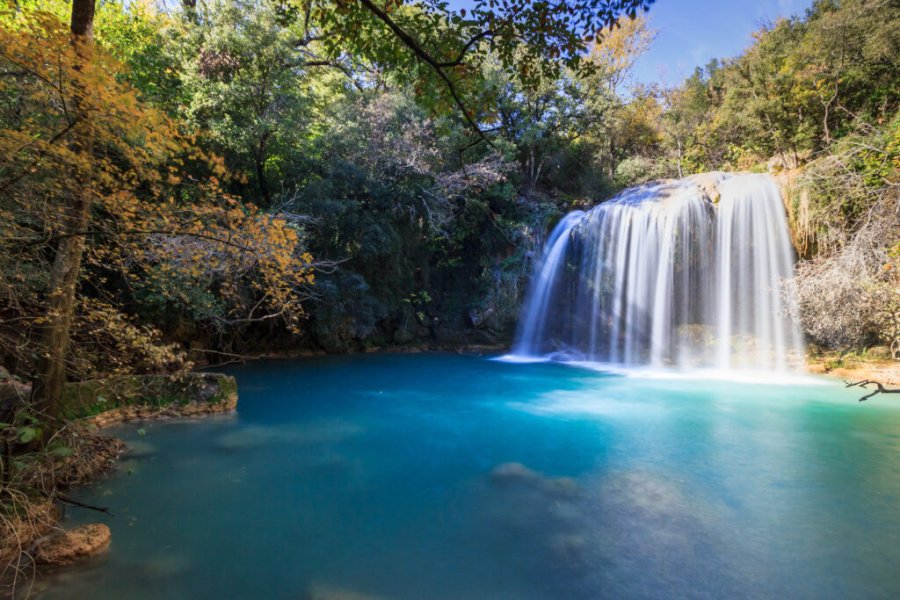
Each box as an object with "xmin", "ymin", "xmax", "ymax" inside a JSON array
[
  {"xmin": 10, "ymin": 0, "xmax": 180, "ymax": 101},
  {"xmin": 660, "ymin": 0, "xmax": 899, "ymax": 172},
  {"xmin": 614, "ymin": 155, "xmax": 669, "ymax": 188},
  {"xmin": 5, "ymin": 0, "xmax": 893, "ymax": 370},
  {"xmin": 309, "ymin": 0, "xmax": 653, "ymax": 115},
  {"xmin": 788, "ymin": 115, "xmax": 899, "ymax": 352},
  {"xmin": 58, "ymin": 373, "xmax": 238, "ymax": 419},
  {"xmin": 0, "ymin": 412, "xmax": 43, "ymax": 451},
  {"xmin": 170, "ymin": 0, "xmax": 317, "ymax": 206}
]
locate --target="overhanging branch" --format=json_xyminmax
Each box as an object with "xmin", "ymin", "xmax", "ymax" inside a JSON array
[
  {"xmin": 355, "ymin": 0, "xmax": 491, "ymax": 145},
  {"xmin": 436, "ymin": 29, "xmax": 495, "ymax": 67}
]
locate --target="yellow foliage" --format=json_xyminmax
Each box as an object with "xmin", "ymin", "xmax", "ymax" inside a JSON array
[
  {"xmin": 590, "ymin": 16, "xmax": 655, "ymax": 90},
  {"xmin": 0, "ymin": 7, "xmax": 315, "ymax": 375}
]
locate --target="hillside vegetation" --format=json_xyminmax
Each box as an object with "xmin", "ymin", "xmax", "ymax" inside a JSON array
[{"xmin": 0, "ymin": 0, "xmax": 897, "ymax": 404}]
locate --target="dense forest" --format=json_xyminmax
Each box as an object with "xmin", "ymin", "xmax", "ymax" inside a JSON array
[{"xmin": 0, "ymin": 0, "xmax": 896, "ymax": 400}]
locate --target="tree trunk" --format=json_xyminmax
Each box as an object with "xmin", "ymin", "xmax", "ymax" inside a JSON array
[
  {"xmin": 70, "ymin": 0, "xmax": 95, "ymax": 38},
  {"xmin": 181, "ymin": 0, "xmax": 199, "ymax": 24},
  {"xmin": 30, "ymin": 198, "xmax": 92, "ymax": 418},
  {"xmin": 255, "ymin": 131, "xmax": 273, "ymax": 208},
  {"xmin": 30, "ymin": 0, "xmax": 95, "ymax": 421},
  {"xmin": 676, "ymin": 137, "xmax": 684, "ymax": 178}
]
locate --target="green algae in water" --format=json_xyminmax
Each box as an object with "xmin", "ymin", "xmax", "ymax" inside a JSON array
[{"xmin": 37, "ymin": 355, "xmax": 900, "ymax": 599}]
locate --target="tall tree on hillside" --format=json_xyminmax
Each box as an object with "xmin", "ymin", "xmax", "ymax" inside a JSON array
[{"xmin": 30, "ymin": 0, "xmax": 97, "ymax": 419}]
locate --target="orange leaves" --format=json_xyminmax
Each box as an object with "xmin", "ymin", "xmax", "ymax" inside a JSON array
[
  {"xmin": 102, "ymin": 189, "xmax": 316, "ymax": 332},
  {"xmin": 1, "ymin": 6, "xmax": 316, "ymax": 377},
  {"xmin": 0, "ymin": 11, "xmax": 185, "ymax": 224},
  {"xmin": 588, "ymin": 15, "xmax": 654, "ymax": 90},
  {"xmin": 75, "ymin": 297, "xmax": 192, "ymax": 377}
]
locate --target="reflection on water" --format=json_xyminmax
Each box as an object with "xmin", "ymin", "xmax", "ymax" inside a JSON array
[{"xmin": 35, "ymin": 354, "xmax": 900, "ymax": 599}]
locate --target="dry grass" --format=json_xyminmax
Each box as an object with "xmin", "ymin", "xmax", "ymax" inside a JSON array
[
  {"xmin": 787, "ymin": 123, "xmax": 900, "ymax": 353},
  {"xmin": 1, "ymin": 422, "xmax": 123, "ymax": 598}
]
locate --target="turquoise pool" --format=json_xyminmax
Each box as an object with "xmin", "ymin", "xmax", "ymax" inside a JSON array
[{"xmin": 36, "ymin": 354, "xmax": 900, "ymax": 599}]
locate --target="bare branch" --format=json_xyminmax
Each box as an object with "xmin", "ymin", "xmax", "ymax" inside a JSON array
[{"xmin": 845, "ymin": 379, "xmax": 900, "ymax": 402}]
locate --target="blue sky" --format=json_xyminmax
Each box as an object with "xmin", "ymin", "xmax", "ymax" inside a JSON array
[
  {"xmin": 445, "ymin": 0, "xmax": 815, "ymax": 86},
  {"xmin": 630, "ymin": 0, "xmax": 815, "ymax": 86}
]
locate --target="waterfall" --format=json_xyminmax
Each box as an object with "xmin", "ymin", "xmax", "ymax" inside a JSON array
[{"xmin": 512, "ymin": 173, "xmax": 804, "ymax": 371}]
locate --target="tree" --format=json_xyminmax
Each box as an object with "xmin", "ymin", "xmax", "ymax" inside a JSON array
[
  {"xmin": 172, "ymin": 0, "xmax": 320, "ymax": 207},
  {"xmin": 2, "ymin": 0, "xmax": 661, "ymax": 418},
  {"xmin": 1, "ymin": 4, "xmax": 314, "ymax": 419},
  {"xmin": 29, "ymin": 0, "xmax": 98, "ymax": 420},
  {"xmin": 168, "ymin": 0, "xmax": 655, "ymax": 146},
  {"xmin": 481, "ymin": 16, "xmax": 656, "ymax": 195},
  {"xmin": 657, "ymin": 0, "xmax": 899, "ymax": 173}
]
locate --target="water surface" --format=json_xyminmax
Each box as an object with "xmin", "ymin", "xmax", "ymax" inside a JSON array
[{"xmin": 38, "ymin": 354, "xmax": 900, "ymax": 599}]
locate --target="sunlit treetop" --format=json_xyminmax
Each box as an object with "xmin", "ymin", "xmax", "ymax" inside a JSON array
[
  {"xmin": 0, "ymin": 7, "xmax": 316, "ymax": 375},
  {"xmin": 17, "ymin": 0, "xmax": 653, "ymax": 143},
  {"xmin": 205, "ymin": 0, "xmax": 656, "ymax": 141}
]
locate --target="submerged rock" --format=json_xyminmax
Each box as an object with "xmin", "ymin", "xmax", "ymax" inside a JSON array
[
  {"xmin": 549, "ymin": 532, "xmax": 589, "ymax": 561},
  {"xmin": 35, "ymin": 523, "xmax": 111, "ymax": 565},
  {"xmin": 140, "ymin": 552, "xmax": 193, "ymax": 578},
  {"xmin": 215, "ymin": 419, "xmax": 363, "ymax": 451},
  {"xmin": 490, "ymin": 462, "xmax": 580, "ymax": 498},
  {"xmin": 124, "ymin": 439, "xmax": 156, "ymax": 458},
  {"xmin": 306, "ymin": 583, "xmax": 389, "ymax": 600},
  {"xmin": 215, "ymin": 426, "xmax": 272, "ymax": 450},
  {"xmin": 486, "ymin": 462, "xmax": 583, "ymax": 537}
]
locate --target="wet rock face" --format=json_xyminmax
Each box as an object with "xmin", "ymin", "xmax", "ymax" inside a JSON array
[
  {"xmin": 35, "ymin": 524, "xmax": 111, "ymax": 566},
  {"xmin": 684, "ymin": 171, "xmax": 729, "ymax": 204}
]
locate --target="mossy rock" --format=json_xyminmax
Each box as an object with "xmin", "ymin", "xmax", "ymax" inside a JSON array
[{"xmin": 63, "ymin": 373, "xmax": 238, "ymax": 420}]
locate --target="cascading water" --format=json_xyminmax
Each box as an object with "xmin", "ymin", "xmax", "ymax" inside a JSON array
[{"xmin": 512, "ymin": 173, "xmax": 805, "ymax": 371}]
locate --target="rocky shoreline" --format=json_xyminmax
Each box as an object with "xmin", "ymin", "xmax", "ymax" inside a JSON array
[
  {"xmin": 807, "ymin": 359, "xmax": 900, "ymax": 387},
  {"xmin": 1, "ymin": 372, "xmax": 238, "ymax": 594},
  {"xmin": 82, "ymin": 374, "xmax": 238, "ymax": 429}
]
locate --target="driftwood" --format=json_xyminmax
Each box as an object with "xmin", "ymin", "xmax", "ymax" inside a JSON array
[
  {"xmin": 844, "ymin": 379, "xmax": 900, "ymax": 402},
  {"xmin": 42, "ymin": 491, "xmax": 113, "ymax": 516}
]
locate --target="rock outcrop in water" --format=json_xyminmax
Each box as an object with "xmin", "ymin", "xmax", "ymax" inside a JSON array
[
  {"xmin": 513, "ymin": 173, "xmax": 805, "ymax": 370},
  {"xmin": 34, "ymin": 524, "xmax": 111, "ymax": 566},
  {"xmin": 75, "ymin": 372, "xmax": 238, "ymax": 428}
]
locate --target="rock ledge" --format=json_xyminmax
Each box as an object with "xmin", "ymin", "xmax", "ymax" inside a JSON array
[{"xmin": 35, "ymin": 523, "xmax": 111, "ymax": 566}]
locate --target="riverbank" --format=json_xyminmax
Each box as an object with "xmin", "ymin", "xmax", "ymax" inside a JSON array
[
  {"xmin": 202, "ymin": 342, "xmax": 510, "ymax": 364},
  {"xmin": 0, "ymin": 372, "xmax": 238, "ymax": 597},
  {"xmin": 807, "ymin": 354, "xmax": 900, "ymax": 387}
]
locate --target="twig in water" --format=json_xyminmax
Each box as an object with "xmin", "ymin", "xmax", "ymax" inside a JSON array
[
  {"xmin": 43, "ymin": 491, "xmax": 113, "ymax": 516},
  {"xmin": 844, "ymin": 379, "xmax": 900, "ymax": 402}
]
